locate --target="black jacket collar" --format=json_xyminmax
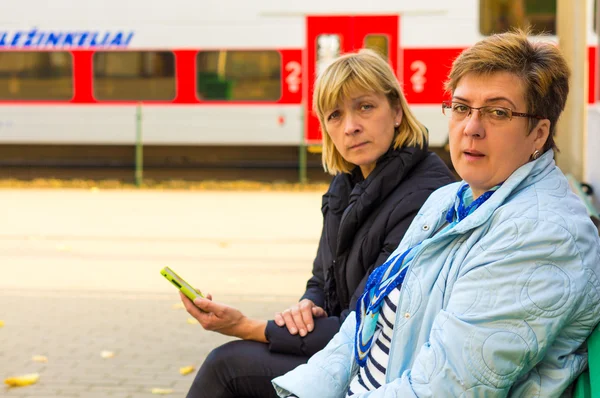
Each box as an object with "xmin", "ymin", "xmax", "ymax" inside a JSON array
[{"xmin": 326, "ymin": 144, "xmax": 428, "ymax": 254}]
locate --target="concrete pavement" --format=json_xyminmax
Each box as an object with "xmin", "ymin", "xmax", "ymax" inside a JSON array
[{"xmin": 0, "ymin": 189, "xmax": 324, "ymax": 397}]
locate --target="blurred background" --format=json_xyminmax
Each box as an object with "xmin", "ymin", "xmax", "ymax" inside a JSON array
[{"xmin": 0, "ymin": 0, "xmax": 596, "ymax": 201}]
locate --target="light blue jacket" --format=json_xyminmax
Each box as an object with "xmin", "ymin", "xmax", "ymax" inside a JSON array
[{"xmin": 273, "ymin": 150, "xmax": 600, "ymax": 397}]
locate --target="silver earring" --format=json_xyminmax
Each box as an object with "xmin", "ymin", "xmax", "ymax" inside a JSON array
[
  {"xmin": 532, "ymin": 150, "xmax": 541, "ymax": 160},
  {"xmin": 394, "ymin": 122, "xmax": 399, "ymax": 127}
]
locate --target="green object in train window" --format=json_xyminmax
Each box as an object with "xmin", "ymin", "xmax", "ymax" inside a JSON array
[
  {"xmin": 479, "ymin": 0, "xmax": 557, "ymax": 36},
  {"xmin": 196, "ymin": 50, "xmax": 281, "ymax": 101}
]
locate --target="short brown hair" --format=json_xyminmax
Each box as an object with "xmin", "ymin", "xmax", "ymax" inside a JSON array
[
  {"xmin": 445, "ymin": 29, "xmax": 570, "ymax": 153},
  {"xmin": 313, "ymin": 49, "xmax": 428, "ymax": 175}
]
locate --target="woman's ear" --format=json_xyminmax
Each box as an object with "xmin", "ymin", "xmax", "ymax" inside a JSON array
[
  {"xmin": 531, "ymin": 119, "xmax": 551, "ymax": 150},
  {"xmin": 394, "ymin": 106, "xmax": 403, "ymax": 126}
]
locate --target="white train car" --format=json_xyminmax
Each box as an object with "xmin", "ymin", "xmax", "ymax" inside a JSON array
[{"xmin": 0, "ymin": 1, "xmax": 597, "ymax": 158}]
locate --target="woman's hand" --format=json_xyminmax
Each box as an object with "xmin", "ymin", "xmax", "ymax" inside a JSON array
[
  {"xmin": 180, "ymin": 292, "xmax": 267, "ymax": 343},
  {"xmin": 274, "ymin": 299, "xmax": 328, "ymax": 337}
]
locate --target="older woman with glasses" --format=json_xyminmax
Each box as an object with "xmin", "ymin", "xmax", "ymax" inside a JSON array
[{"xmin": 273, "ymin": 29, "xmax": 600, "ymax": 397}]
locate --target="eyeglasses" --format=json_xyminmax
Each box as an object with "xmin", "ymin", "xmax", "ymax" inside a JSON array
[{"xmin": 442, "ymin": 101, "xmax": 544, "ymax": 123}]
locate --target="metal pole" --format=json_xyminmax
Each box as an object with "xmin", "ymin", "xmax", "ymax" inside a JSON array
[
  {"xmin": 135, "ymin": 102, "xmax": 143, "ymax": 187},
  {"xmin": 556, "ymin": 0, "xmax": 588, "ymax": 181},
  {"xmin": 299, "ymin": 103, "xmax": 308, "ymax": 184}
]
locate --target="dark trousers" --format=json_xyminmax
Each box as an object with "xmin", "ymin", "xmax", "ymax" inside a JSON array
[{"xmin": 186, "ymin": 340, "xmax": 309, "ymax": 398}]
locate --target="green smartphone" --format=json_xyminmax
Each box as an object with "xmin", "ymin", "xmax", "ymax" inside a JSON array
[{"xmin": 160, "ymin": 266, "xmax": 204, "ymax": 302}]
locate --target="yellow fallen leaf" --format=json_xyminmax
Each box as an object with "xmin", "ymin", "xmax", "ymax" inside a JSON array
[
  {"xmin": 172, "ymin": 302, "xmax": 185, "ymax": 310},
  {"xmin": 32, "ymin": 355, "xmax": 48, "ymax": 363},
  {"xmin": 179, "ymin": 366, "xmax": 195, "ymax": 375},
  {"xmin": 4, "ymin": 373, "xmax": 40, "ymax": 387},
  {"xmin": 100, "ymin": 350, "xmax": 115, "ymax": 359},
  {"xmin": 186, "ymin": 318, "xmax": 198, "ymax": 325},
  {"xmin": 151, "ymin": 388, "xmax": 174, "ymax": 394}
]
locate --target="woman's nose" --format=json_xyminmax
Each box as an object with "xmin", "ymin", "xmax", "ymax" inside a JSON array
[
  {"xmin": 463, "ymin": 111, "xmax": 486, "ymax": 138},
  {"xmin": 344, "ymin": 113, "xmax": 361, "ymax": 135}
]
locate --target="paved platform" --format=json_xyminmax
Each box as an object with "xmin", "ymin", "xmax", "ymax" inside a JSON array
[{"xmin": 0, "ymin": 189, "xmax": 324, "ymax": 397}]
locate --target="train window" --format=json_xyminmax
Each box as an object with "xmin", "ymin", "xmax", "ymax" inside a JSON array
[
  {"xmin": 0, "ymin": 51, "xmax": 73, "ymax": 100},
  {"xmin": 480, "ymin": 0, "xmax": 557, "ymax": 35},
  {"xmin": 196, "ymin": 51, "xmax": 281, "ymax": 101},
  {"xmin": 364, "ymin": 35, "xmax": 389, "ymax": 60},
  {"xmin": 93, "ymin": 51, "xmax": 176, "ymax": 100},
  {"xmin": 317, "ymin": 35, "xmax": 341, "ymax": 76}
]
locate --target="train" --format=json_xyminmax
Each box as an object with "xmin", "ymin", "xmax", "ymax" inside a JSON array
[{"xmin": 0, "ymin": 1, "xmax": 598, "ymax": 177}]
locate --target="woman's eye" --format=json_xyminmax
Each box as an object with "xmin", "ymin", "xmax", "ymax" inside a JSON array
[
  {"xmin": 360, "ymin": 104, "xmax": 374, "ymax": 111},
  {"xmin": 489, "ymin": 108, "xmax": 510, "ymax": 118},
  {"xmin": 452, "ymin": 104, "xmax": 469, "ymax": 113},
  {"xmin": 327, "ymin": 110, "xmax": 340, "ymax": 121}
]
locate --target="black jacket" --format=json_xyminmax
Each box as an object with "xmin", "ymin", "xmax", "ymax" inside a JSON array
[{"xmin": 265, "ymin": 145, "xmax": 456, "ymax": 356}]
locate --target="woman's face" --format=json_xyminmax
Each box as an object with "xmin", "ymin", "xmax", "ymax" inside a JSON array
[
  {"xmin": 325, "ymin": 91, "xmax": 402, "ymax": 178},
  {"xmin": 448, "ymin": 72, "xmax": 550, "ymax": 198}
]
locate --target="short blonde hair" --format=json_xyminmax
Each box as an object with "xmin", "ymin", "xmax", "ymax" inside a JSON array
[
  {"xmin": 445, "ymin": 29, "xmax": 570, "ymax": 153},
  {"xmin": 313, "ymin": 49, "xmax": 427, "ymax": 175}
]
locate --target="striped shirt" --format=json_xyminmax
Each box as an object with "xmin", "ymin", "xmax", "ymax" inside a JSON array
[{"xmin": 346, "ymin": 285, "xmax": 401, "ymax": 396}]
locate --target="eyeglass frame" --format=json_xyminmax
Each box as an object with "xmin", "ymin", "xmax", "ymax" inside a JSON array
[{"xmin": 441, "ymin": 100, "xmax": 545, "ymax": 121}]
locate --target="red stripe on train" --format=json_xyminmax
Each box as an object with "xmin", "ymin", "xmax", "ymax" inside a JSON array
[{"xmin": 0, "ymin": 47, "xmax": 596, "ymax": 105}]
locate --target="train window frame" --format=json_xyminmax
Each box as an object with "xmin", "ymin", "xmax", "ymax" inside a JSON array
[
  {"xmin": 0, "ymin": 50, "xmax": 74, "ymax": 101},
  {"xmin": 92, "ymin": 50, "xmax": 177, "ymax": 102},
  {"xmin": 364, "ymin": 34, "xmax": 389, "ymax": 60},
  {"xmin": 195, "ymin": 50, "xmax": 283, "ymax": 102},
  {"xmin": 479, "ymin": 0, "xmax": 557, "ymax": 36}
]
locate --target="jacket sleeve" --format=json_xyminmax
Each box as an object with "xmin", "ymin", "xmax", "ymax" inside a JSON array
[
  {"xmin": 348, "ymin": 218, "xmax": 600, "ymax": 397},
  {"xmin": 265, "ymin": 316, "xmax": 342, "ymax": 356},
  {"xmin": 344, "ymin": 190, "xmax": 434, "ymax": 322},
  {"xmin": 272, "ymin": 312, "xmax": 357, "ymax": 398}
]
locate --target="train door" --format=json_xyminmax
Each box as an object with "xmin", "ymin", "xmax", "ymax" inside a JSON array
[{"xmin": 305, "ymin": 15, "xmax": 399, "ymax": 143}]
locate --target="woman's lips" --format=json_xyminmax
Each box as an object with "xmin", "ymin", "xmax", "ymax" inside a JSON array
[
  {"xmin": 349, "ymin": 142, "xmax": 368, "ymax": 150},
  {"xmin": 463, "ymin": 149, "xmax": 485, "ymax": 160}
]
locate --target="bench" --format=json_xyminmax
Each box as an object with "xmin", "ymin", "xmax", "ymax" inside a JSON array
[{"xmin": 573, "ymin": 323, "xmax": 600, "ymax": 397}]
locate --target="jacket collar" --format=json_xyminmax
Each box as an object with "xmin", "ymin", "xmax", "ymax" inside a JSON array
[
  {"xmin": 333, "ymin": 145, "xmax": 428, "ymax": 254},
  {"xmin": 437, "ymin": 149, "xmax": 557, "ymax": 234}
]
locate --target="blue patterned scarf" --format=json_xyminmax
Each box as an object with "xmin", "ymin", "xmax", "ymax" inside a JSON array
[{"xmin": 353, "ymin": 183, "xmax": 500, "ymax": 367}]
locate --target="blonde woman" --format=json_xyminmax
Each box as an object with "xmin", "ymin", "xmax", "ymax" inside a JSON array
[{"xmin": 181, "ymin": 49, "xmax": 454, "ymax": 398}]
